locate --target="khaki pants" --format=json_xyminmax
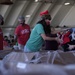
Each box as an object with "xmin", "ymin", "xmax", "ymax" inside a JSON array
[{"xmin": 18, "ymin": 44, "xmax": 24, "ymax": 51}]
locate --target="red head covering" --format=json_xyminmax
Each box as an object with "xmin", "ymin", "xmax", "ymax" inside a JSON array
[{"xmin": 40, "ymin": 10, "xmax": 49, "ymax": 16}]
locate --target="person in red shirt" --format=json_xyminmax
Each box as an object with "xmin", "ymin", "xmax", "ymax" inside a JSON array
[
  {"xmin": 14, "ymin": 16, "xmax": 31, "ymax": 51},
  {"xmin": 58, "ymin": 29, "xmax": 71, "ymax": 52},
  {"xmin": 0, "ymin": 14, "xmax": 4, "ymax": 50}
]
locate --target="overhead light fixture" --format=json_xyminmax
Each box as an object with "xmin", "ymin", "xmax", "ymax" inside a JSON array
[
  {"xmin": 26, "ymin": 15, "xmax": 31, "ymax": 18},
  {"xmin": 35, "ymin": 0, "xmax": 39, "ymax": 2},
  {"xmin": 64, "ymin": 2, "xmax": 70, "ymax": 5},
  {"xmin": 0, "ymin": 0, "xmax": 13, "ymax": 5}
]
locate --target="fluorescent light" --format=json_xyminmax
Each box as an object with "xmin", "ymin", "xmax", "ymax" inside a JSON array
[
  {"xmin": 64, "ymin": 2, "xmax": 70, "ymax": 5},
  {"xmin": 26, "ymin": 15, "xmax": 31, "ymax": 17},
  {"xmin": 35, "ymin": 0, "xmax": 39, "ymax": 2}
]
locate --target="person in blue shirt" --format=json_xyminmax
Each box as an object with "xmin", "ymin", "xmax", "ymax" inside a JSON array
[{"xmin": 24, "ymin": 10, "xmax": 61, "ymax": 52}]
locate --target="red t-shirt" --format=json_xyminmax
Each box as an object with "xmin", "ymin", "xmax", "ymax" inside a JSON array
[
  {"xmin": 0, "ymin": 28, "xmax": 3, "ymax": 50},
  {"xmin": 60, "ymin": 31, "xmax": 71, "ymax": 45},
  {"xmin": 15, "ymin": 24, "xmax": 31, "ymax": 45},
  {"xmin": 62, "ymin": 31, "xmax": 71, "ymax": 44}
]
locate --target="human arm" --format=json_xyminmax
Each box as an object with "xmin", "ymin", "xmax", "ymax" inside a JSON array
[
  {"xmin": 14, "ymin": 26, "xmax": 20, "ymax": 45},
  {"xmin": 41, "ymin": 33, "xmax": 63, "ymax": 44},
  {"xmin": 68, "ymin": 44, "xmax": 75, "ymax": 50},
  {"xmin": 36, "ymin": 24, "xmax": 62, "ymax": 43},
  {"xmin": 41, "ymin": 34, "xmax": 56, "ymax": 41}
]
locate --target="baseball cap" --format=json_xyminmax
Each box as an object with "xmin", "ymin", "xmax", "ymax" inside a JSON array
[
  {"xmin": 40, "ymin": 10, "xmax": 51, "ymax": 20},
  {"xmin": 40, "ymin": 10, "xmax": 49, "ymax": 16}
]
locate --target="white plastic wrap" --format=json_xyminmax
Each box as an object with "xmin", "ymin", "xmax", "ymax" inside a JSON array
[
  {"xmin": 1, "ymin": 64, "xmax": 68, "ymax": 75},
  {"xmin": 2, "ymin": 52, "xmax": 36, "ymax": 69},
  {"xmin": 0, "ymin": 51, "xmax": 75, "ymax": 75},
  {"xmin": 0, "ymin": 50, "xmax": 13, "ymax": 59},
  {"xmin": 57, "ymin": 51, "xmax": 75, "ymax": 65}
]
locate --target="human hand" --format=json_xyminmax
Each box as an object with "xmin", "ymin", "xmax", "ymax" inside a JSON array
[
  {"xmin": 55, "ymin": 37, "xmax": 63, "ymax": 44},
  {"xmin": 68, "ymin": 44, "xmax": 75, "ymax": 50}
]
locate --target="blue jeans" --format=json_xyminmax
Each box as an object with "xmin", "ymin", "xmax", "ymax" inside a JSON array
[{"xmin": 24, "ymin": 46, "xmax": 31, "ymax": 52}]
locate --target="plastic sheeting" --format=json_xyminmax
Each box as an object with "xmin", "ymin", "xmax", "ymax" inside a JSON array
[
  {"xmin": 2, "ymin": 50, "xmax": 75, "ymax": 67},
  {"xmin": 0, "ymin": 50, "xmax": 13, "ymax": 59},
  {"xmin": 2, "ymin": 52, "xmax": 36, "ymax": 69},
  {"xmin": 0, "ymin": 51, "xmax": 75, "ymax": 75},
  {"xmin": 0, "ymin": 63, "xmax": 68, "ymax": 75}
]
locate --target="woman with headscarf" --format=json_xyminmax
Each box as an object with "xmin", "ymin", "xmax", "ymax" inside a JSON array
[{"xmin": 24, "ymin": 10, "xmax": 62, "ymax": 52}]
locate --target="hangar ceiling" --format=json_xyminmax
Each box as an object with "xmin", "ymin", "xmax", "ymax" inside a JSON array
[{"xmin": 0, "ymin": 0, "xmax": 75, "ymax": 35}]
